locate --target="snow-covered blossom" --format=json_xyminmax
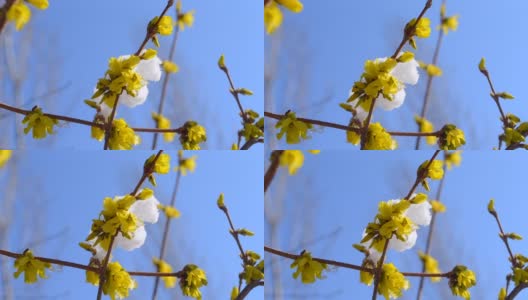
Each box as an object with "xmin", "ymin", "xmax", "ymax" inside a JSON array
[{"xmin": 349, "ymin": 57, "xmax": 420, "ymax": 121}]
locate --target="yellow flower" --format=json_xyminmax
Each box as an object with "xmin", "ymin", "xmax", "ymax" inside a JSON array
[
  {"xmin": 176, "ymin": 151, "xmax": 197, "ymax": 175},
  {"xmin": 290, "ymin": 251, "xmax": 328, "ymax": 284},
  {"xmin": 162, "ymin": 61, "xmax": 179, "ymax": 73},
  {"xmin": 22, "ymin": 107, "xmax": 59, "ymax": 139},
  {"xmin": 152, "ymin": 258, "xmax": 176, "ymax": 288},
  {"xmin": 414, "ymin": 116, "xmax": 437, "ymax": 145},
  {"xmin": 102, "ymin": 262, "xmax": 137, "ymax": 300},
  {"xmin": 159, "ymin": 204, "xmax": 181, "ymax": 219},
  {"xmin": 439, "ymin": 4, "xmax": 459, "ymax": 35},
  {"xmin": 152, "ymin": 112, "xmax": 176, "ymax": 142},
  {"xmin": 420, "ymin": 63, "xmax": 443, "ymax": 77},
  {"xmin": 27, "ymin": 0, "xmax": 49, "ymax": 10},
  {"xmin": 377, "ymin": 263, "xmax": 409, "ymax": 300},
  {"xmin": 145, "ymin": 153, "xmax": 171, "ymax": 174},
  {"xmin": 179, "ymin": 264, "xmax": 208, "ymax": 300},
  {"xmin": 420, "ymin": 160, "xmax": 444, "ymax": 180},
  {"xmin": 439, "ymin": 125, "xmax": 466, "ymax": 150},
  {"xmin": 449, "ymin": 265, "xmax": 476, "ymax": 300},
  {"xmin": 430, "ymin": 200, "xmax": 446, "ymax": 213},
  {"xmin": 152, "ymin": 15, "xmax": 175, "ymax": 35},
  {"xmin": 0, "ymin": 150, "xmax": 13, "ymax": 168},
  {"xmin": 499, "ymin": 288, "xmax": 506, "ymax": 300},
  {"xmin": 177, "ymin": 11, "xmax": 195, "ymax": 31},
  {"xmin": 264, "ymin": 2, "xmax": 283, "ymax": 34},
  {"xmin": 7, "ymin": 1, "xmax": 31, "ymax": 31},
  {"xmin": 91, "ymin": 125, "xmax": 105, "ymax": 141},
  {"xmin": 364, "ymin": 123, "xmax": 397, "ymax": 150},
  {"xmin": 349, "ymin": 59, "xmax": 399, "ymax": 104},
  {"xmin": 230, "ymin": 287, "xmax": 239, "ymax": 300},
  {"xmin": 13, "ymin": 250, "xmax": 52, "ymax": 284},
  {"xmin": 347, "ymin": 130, "xmax": 361, "ymax": 145},
  {"xmin": 362, "ymin": 200, "xmax": 414, "ymax": 249},
  {"xmin": 279, "ymin": 150, "xmax": 304, "ymax": 175},
  {"xmin": 444, "ymin": 151, "xmax": 462, "ymax": 170},
  {"xmin": 307, "ymin": 150, "xmax": 320, "ymax": 154},
  {"xmin": 276, "ymin": 0, "xmax": 303, "ymax": 13},
  {"xmin": 275, "ymin": 112, "xmax": 313, "ymax": 144},
  {"xmin": 180, "ymin": 121, "xmax": 207, "ymax": 150},
  {"xmin": 108, "ymin": 119, "xmax": 141, "ymax": 150},
  {"xmin": 418, "ymin": 252, "xmax": 442, "ymax": 282},
  {"xmin": 409, "ymin": 17, "xmax": 431, "ymax": 38}
]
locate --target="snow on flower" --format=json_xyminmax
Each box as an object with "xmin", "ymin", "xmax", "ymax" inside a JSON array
[{"xmin": 350, "ymin": 56, "xmax": 420, "ymax": 120}]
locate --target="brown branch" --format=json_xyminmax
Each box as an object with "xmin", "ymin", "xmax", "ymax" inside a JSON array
[
  {"xmin": 507, "ymin": 283, "xmax": 528, "ymax": 300},
  {"xmin": 371, "ymin": 238, "xmax": 390, "ymax": 300},
  {"xmin": 264, "ymin": 246, "xmax": 452, "ymax": 278},
  {"xmin": 0, "ymin": 0, "xmax": 17, "ymax": 35},
  {"xmin": 264, "ymin": 150, "xmax": 284, "ymax": 193},
  {"xmin": 0, "ymin": 101, "xmax": 184, "ymax": 134},
  {"xmin": 265, "ymin": 111, "xmax": 441, "ymax": 137},
  {"xmin": 236, "ymin": 280, "xmax": 264, "ymax": 300},
  {"xmin": 240, "ymin": 138, "xmax": 264, "ymax": 150}
]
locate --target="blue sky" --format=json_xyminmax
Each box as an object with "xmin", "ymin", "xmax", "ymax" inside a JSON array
[
  {"xmin": 264, "ymin": 151, "xmax": 528, "ymax": 299},
  {"xmin": 0, "ymin": 0, "xmax": 262, "ymax": 150},
  {"xmin": 265, "ymin": 0, "xmax": 528, "ymax": 150},
  {"xmin": 0, "ymin": 150, "xmax": 263, "ymax": 299}
]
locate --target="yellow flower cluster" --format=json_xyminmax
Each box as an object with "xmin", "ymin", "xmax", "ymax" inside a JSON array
[
  {"xmin": 377, "ymin": 263, "xmax": 409, "ymax": 300},
  {"xmin": 418, "ymin": 159, "xmax": 444, "ymax": 191},
  {"xmin": 108, "ymin": 119, "xmax": 141, "ymax": 150},
  {"xmin": 439, "ymin": 4, "xmax": 459, "ymax": 35},
  {"xmin": 279, "ymin": 150, "xmax": 304, "ymax": 175},
  {"xmin": 179, "ymin": 264, "xmax": 208, "ymax": 300},
  {"xmin": 13, "ymin": 250, "xmax": 52, "ymax": 284},
  {"xmin": 405, "ymin": 17, "xmax": 431, "ymax": 49},
  {"xmin": 179, "ymin": 121, "xmax": 207, "ymax": 150},
  {"xmin": 290, "ymin": 251, "xmax": 328, "ymax": 284},
  {"xmin": 7, "ymin": 0, "xmax": 48, "ymax": 31},
  {"xmin": 176, "ymin": 0, "xmax": 195, "ymax": 32},
  {"xmin": 449, "ymin": 265, "xmax": 476, "ymax": 300},
  {"xmin": 22, "ymin": 107, "xmax": 59, "ymax": 139},
  {"xmin": 152, "ymin": 112, "xmax": 176, "ymax": 142},
  {"xmin": 444, "ymin": 151, "xmax": 462, "ymax": 170},
  {"xmin": 264, "ymin": 0, "xmax": 303, "ymax": 34},
  {"xmin": 275, "ymin": 111, "xmax": 313, "ymax": 144},
  {"xmin": 364, "ymin": 123, "xmax": 397, "ymax": 150},
  {"xmin": 418, "ymin": 252, "xmax": 442, "ymax": 282},
  {"xmin": 361, "ymin": 200, "xmax": 414, "ymax": 251},
  {"xmin": 152, "ymin": 258, "xmax": 176, "ymax": 288},
  {"xmin": 439, "ymin": 124, "xmax": 466, "ymax": 150},
  {"xmin": 102, "ymin": 262, "xmax": 137, "ymax": 300},
  {"xmin": 241, "ymin": 110, "xmax": 264, "ymax": 143},
  {"xmin": 175, "ymin": 150, "xmax": 197, "ymax": 175},
  {"xmin": 86, "ymin": 195, "xmax": 139, "ymax": 250},
  {"xmin": 414, "ymin": 116, "xmax": 437, "ymax": 145}
]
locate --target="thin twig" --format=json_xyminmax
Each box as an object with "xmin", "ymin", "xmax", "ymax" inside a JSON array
[
  {"xmin": 151, "ymin": 170, "xmax": 181, "ymax": 300},
  {"xmin": 265, "ymin": 111, "xmax": 441, "ymax": 137},
  {"xmin": 0, "ymin": 0, "xmax": 17, "ymax": 35},
  {"xmin": 236, "ymin": 280, "xmax": 264, "ymax": 300},
  {"xmin": 264, "ymin": 150, "xmax": 284, "ymax": 193}
]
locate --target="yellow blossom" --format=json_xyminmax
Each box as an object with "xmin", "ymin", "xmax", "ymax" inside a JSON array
[
  {"xmin": 420, "ymin": 160, "xmax": 444, "ymax": 180},
  {"xmin": 275, "ymin": 112, "xmax": 313, "ymax": 144},
  {"xmin": 22, "ymin": 107, "xmax": 59, "ymax": 139},
  {"xmin": 444, "ymin": 151, "xmax": 462, "ymax": 170},
  {"xmin": 152, "ymin": 15, "xmax": 175, "ymax": 35},
  {"xmin": 27, "ymin": 0, "xmax": 49, "ymax": 10},
  {"xmin": 377, "ymin": 263, "xmax": 409, "ymax": 300},
  {"xmin": 145, "ymin": 153, "xmax": 171, "ymax": 174},
  {"xmin": 102, "ymin": 262, "xmax": 137, "ymax": 300},
  {"xmin": 7, "ymin": 1, "xmax": 31, "ymax": 31},
  {"xmin": 152, "ymin": 112, "xmax": 176, "ymax": 142},
  {"xmin": 162, "ymin": 61, "xmax": 179, "ymax": 73},
  {"xmin": 180, "ymin": 121, "xmax": 207, "ymax": 150},
  {"xmin": 418, "ymin": 252, "xmax": 442, "ymax": 282},
  {"xmin": 0, "ymin": 150, "xmax": 12, "ymax": 168},
  {"xmin": 177, "ymin": 11, "xmax": 195, "ymax": 31},
  {"xmin": 159, "ymin": 204, "xmax": 181, "ymax": 219},
  {"xmin": 153, "ymin": 258, "xmax": 176, "ymax": 288},
  {"xmin": 13, "ymin": 250, "xmax": 52, "ymax": 284},
  {"xmin": 279, "ymin": 150, "xmax": 304, "ymax": 175},
  {"xmin": 264, "ymin": 2, "xmax": 283, "ymax": 34},
  {"xmin": 439, "ymin": 125, "xmax": 466, "ymax": 150},
  {"xmin": 108, "ymin": 119, "xmax": 141, "ymax": 150},
  {"xmin": 414, "ymin": 116, "xmax": 437, "ymax": 145},
  {"xmin": 276, "ymin": 0, "xmax": 303, "ymax": 12},
  {"xmin": 290, "ymin": 251, "xmax": 328, "ymax": 284},
  {"xmin": 410, "ymin": 17, "xmax": 431, "ymax": 38},
  {"xmin": 179, "ymin": 264, "xmax": 208, "ymax": 300},
  {"xmin": 308, "ymin": 150, "xmax": 320, "ymax": 154},
  {"xmin": 449, "ymin": 265, "xmax": 476, "ymax": 300},
  {"xmin": 439, "ymin": 4, "xmax": 459, "ymax": 35},
  {"xmin": 430, "ymin": 200, "xmax": 446, "ymax": 213},
  {"xmin": 175, "ymin": 151, "xmax": 197, "ymax": 175},
  {"xmin": 364, "ymin": 123, "xmax": 397, "ymax": 150}
]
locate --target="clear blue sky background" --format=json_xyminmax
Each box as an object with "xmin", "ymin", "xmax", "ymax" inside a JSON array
[
  {"xmin": 0, "ymin": 0, "xmax": 262, "ymax": 150},
  {"xmin": 264, "ymin": 151, "xmax": 528, "ymax": 299},
  {"xmin": 0, "ymin": 150, "xmax": 263, "ymax": 299},
  {"xmin": 265, "ymin": 0, "xmax": 528, "ymax": 150}
]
